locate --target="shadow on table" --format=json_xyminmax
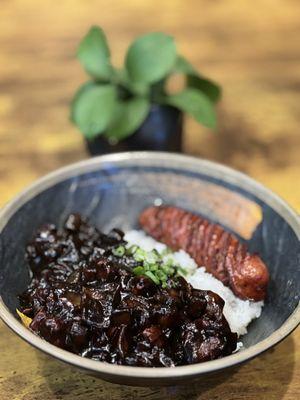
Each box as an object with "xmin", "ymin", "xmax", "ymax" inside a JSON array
[
  {"xmin": 190, "ymin": 109, "xmax": 299, "ymax": 174},
  {"xmin": 36, "ymin": 334, "xmax": 296, "ymax": 400}
]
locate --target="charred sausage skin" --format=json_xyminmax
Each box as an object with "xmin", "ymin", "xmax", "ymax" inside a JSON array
[{"xmin": 139, "ymin": 206, "xmax": 269, "ymax": 301}]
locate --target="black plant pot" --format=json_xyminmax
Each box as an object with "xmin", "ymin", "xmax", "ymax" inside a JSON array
[{"xmin": 86, "ymin": 104, "xmax": 183, "ymax": 156}]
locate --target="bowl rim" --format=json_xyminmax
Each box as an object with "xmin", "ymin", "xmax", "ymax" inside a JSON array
[{"xmin": 0, "ymin": 151, "xmax": 299, "ymax": 380}]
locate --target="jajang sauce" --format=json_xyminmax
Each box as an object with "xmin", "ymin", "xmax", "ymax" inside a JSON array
[{"xmin": 18, "ymin": 214, "xmax": 237, "ymax": 367}]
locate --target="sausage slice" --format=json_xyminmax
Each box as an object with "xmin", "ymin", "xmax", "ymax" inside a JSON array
[{"xmin": 139, "ymin": 206, "xmax": 269, "ymax": 301}]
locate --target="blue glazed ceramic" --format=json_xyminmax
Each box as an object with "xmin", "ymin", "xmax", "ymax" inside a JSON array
[{"xmin": 0, "ymin": 152, "xmax": 299, "ymax": 386}]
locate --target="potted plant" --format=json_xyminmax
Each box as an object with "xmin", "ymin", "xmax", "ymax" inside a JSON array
[{"xmin": 71, "ymin": 26, "xmax": 221, "ymax": 155}]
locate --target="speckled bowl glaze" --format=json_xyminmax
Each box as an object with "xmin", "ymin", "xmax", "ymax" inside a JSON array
[{"xmin": 0, "ymin": 152, "xmax": 299, "ymax": 386}]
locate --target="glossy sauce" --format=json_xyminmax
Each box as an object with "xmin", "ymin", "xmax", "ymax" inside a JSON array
[{"xmin": 18, "ymin": 214, "xmax": 237, "ymax": 367}]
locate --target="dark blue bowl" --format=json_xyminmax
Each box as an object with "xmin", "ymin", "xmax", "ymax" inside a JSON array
[{"xmin": 0, "ymin": 152, "xmax": 299, "ymax": 386}]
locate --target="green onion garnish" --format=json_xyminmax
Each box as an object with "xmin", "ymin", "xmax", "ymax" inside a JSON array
[
  {"xmin": 126, "ymin": 245, "xmax": 138, "ymax": 255},
  {"xmin": 145, "ymin": 251, "xmax": 159, "ymax": 264},
  {"xmin": 149, "ymin": 264, "xmax": 158, "ymax": 271},
  {"xmin": 112, "ymin": 246, "xmax": 125, "ymax": 257},
  {"xmin": 133, "ymin": 248, "xmax": 146, "ymax": 262},
  {"xmin": 133, "ymin": 266, "xmax": 144, "ymax": 275},
  {"xmin": 127, "ymin": 243, "xmax": 190, "ymax": 287},
  {"xmin": 156, "ymin": 270, "xmax": 168, "ymax": 282},
  {"xmin": 177, "ymin": 266, "xmax": 188, "ymax": 276},
  {"xmin": 144, "ymin": 270, "xmax": 160, "ymax": 285}
]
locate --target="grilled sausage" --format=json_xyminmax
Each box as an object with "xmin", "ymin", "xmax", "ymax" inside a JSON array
[{"xmin": 139, "ymin": 206, "xmax": 269, "ymax": 301}]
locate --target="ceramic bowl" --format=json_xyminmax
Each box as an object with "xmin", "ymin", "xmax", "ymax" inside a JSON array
[{"xmin": 0, "ymin": 152, "xmax": 299, "ymax": 386}]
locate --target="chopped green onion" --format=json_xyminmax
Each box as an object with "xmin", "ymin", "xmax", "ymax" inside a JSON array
[
  {"xmin": 126, "ymin": 244, "xmax": 138, "ymax": 255},
  {"xmin": 177, "ymin": 266, "xmax": 188, "ymax": 276},
  {"xmin": 164, "ymin": 258, "xmax": 176, "ymax": 268},
  {"xmin": 143, "ymin": 263, "xmax": 150, "ymax": 271},
  {"xmin": 156, "ymin": 270, "xmax": 167, "ymax": 281},
  {"xmin": 133, "ymin": 266, "xmax": 144, "ymax": 275},
  {"xmin": 162, "ymin": 264, "xmax": 172, "ymax": 275},
  {"xmin": 144, "ymin": 270, "xmax": 160, "ymax": 285},
  {"xmin": 112, "ymin": 246, "xmax": 125, "ymax": 257},
  {"xmin": 133, "ymin": 248, "xmax": 146, "ymax": 262},
  {"xmin": 149, "ymin": 264, "xmax": 159, "ymax": 271},
  {"xmin": 145, "ymin": 251, "xmax": 159, "ymax": 264},
  {"xmin": 126, "ymin": 242, "xmax": 189, "ymax": 286}
]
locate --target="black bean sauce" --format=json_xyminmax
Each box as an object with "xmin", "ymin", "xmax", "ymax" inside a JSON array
[{"xmin": 18, "ymin": 214, "xmax": 237, "ymax": 367}]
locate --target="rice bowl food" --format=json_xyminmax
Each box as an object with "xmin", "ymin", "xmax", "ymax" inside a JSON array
[
  {"xmin": 17, "ymin": 206, "xmax": 268, "ymax": 367},
  {"xmin": 1, "ymin": 151, "xmax": 298, "ymax": 386}
]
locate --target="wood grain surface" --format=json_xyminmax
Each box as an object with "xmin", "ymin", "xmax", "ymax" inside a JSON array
[{"xmin": 0, "ymin": 0, "xmax": 299, "ymax": 399}]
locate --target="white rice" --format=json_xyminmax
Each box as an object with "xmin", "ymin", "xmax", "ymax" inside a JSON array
[{"xmin": 124, "ymin": 230, "xmax": 263, "ymax": 338}]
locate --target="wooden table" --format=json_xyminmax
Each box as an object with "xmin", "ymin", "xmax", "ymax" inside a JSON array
[{"xmin": 0, "ymin": 1, "xmax": 299, "ymax": 398}]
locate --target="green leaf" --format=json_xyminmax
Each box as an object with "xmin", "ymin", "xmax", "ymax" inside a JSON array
[
  {"xmin": 71, "ymin": 83, "xmax": 116, "ymax": 139},
  {"xmin": 125, "ymin": 32, "xmax": 177, "ymax": 84},
  {"xmin": 105, "ymin": 97, "xmax": 150, "ymax": 140},
  {"xmin": 173, "ymin": 55, "xmax": 221, "ymax": 103},
  {"xmin": 167, "ymin": 88, "xmax": 216, "ymax": 129},
  {"xmin": 128, "ymin": 81, "xmax": 150, "ymax": 96},
  {"xmin": 77, "ymin": 26, "xmax": 112, "ymax": 80},
  {"xmin": 174, "ymin": 55, "xmax": 196, "ymax": 74},
  {"xmin": 70, "ymin": 81, "xmax": 95, "ymax": 121},
  {"xmin": 187, "ymin": 75, "xmax": 221, "ymax": 103},
  {"xmin": 116, "ymin": 68, "xmax": 150, "ymax": 96}
]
